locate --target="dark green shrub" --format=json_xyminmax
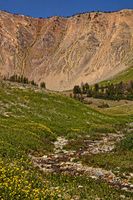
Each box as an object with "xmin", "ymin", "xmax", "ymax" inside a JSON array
[{"xmin": 40, "ymin": 82, "xmax": 46, "ymax": 89}]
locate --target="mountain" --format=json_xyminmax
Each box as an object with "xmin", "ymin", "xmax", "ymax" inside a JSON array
[{"xmin": 0, "ymin": 9, "xmax": 133, "ymax": 90}]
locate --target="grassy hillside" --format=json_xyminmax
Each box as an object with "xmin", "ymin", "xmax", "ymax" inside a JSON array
[
  {"xmin": 0, "ymin": 81, "xmax": 121, "ymax": 157},
  {"xmin": 84, "ymin": 97, "xmax": 133, "ymax": 116},
  {"xmin": 101, "ymin": 66, "xmax": 133, "ymax": 85},
  {"xmin": 0, "ymin": 81, "xmax": 133, "ymax": 199}
]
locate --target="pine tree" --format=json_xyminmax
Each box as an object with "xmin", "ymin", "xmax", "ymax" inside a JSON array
[
  {"xmin": 73, "ymin": 85, "xmax": 81, "ymax": 98},
  {"xmin": 40, "ymin": 82, "xmax": 46, "ymax": 89}
]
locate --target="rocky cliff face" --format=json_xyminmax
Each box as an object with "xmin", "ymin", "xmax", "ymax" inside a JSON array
[{"xmin": 0, "ymin": 10, "xmax": 133, "ymax": 90}]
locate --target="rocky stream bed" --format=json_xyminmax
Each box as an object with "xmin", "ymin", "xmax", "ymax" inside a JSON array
[{"xmin": 31, "ymin": 128, "xmax": 133, "ymax": 194}]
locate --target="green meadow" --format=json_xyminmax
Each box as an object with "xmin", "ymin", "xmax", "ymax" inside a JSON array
[{"xmin": 0, "ymin": 81, "xmax": 133, "ymax": 199}]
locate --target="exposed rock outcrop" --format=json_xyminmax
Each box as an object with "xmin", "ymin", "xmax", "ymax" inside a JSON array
[{"xmin": 0, "ymin": 10, "xmax": 133, "ymax": 90}]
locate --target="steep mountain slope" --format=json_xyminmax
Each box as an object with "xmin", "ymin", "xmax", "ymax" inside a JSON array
[{"xmin": 0, "ymin": 9, "xmax": 133, "ymax": 90}]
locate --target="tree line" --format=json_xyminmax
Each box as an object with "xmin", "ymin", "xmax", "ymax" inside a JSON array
[
  {"xmin": 4, "ymin": 74, "xmax": 46, "ymax": 89},
  {"xmin": 73, "ymin": 81, "xmax": 133, "ymax": 101}
]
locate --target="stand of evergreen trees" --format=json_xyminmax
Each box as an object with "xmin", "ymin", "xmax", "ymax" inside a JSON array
[
  {"xmin": 8, "ymin": 74, "xmax": 38, "ymax": 86},
  {"xmin": 4, "ymin": 74, "xmax": 46, "ymax": 89},
  {"xmin": 73, "ymin": 81, "xmax": 133, "ymax": 101}
]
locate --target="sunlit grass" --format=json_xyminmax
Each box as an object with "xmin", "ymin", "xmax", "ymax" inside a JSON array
[{"xmin": 0, "ymin": 81, "xmax": 133, "ymax": 199}]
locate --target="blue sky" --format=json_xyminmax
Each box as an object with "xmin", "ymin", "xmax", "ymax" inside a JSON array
[{"xmin": 0, "ymin": 0, "xmax": 133, "ymax": 18}]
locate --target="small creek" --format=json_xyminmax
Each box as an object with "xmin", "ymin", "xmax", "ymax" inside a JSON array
[{"xmin": 31, "ymin": 133, "xmax": 133, "ymax": 193}]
